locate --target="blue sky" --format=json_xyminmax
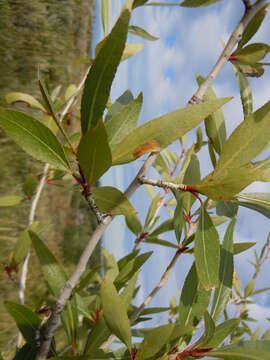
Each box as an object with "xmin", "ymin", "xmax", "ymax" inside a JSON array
[{"xmin": 94, "ymin": 0, "xmax": 270, "ymax": 330}]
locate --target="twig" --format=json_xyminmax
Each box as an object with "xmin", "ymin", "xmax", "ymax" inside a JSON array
[
  {"xmin": 16, "ymin": 67, "xmax": 90, "ymax": 349},
  {"xmin": 189, "ymin": 0, "xmax": 268, "ymax": 104},
  {"xmin": 35, "ymin": 1, "xmax": 266, "ymax": 356},
  {"xmin": 138, "ymin": 176, "xmax": 195, "ymax": 193},
  {"xmin": 35, "ymin": 153, "xmax": 158, "ymax": 360},
  {"xmin": 242, "ymin": 0, "xmax": 251, "ymax": 10}
]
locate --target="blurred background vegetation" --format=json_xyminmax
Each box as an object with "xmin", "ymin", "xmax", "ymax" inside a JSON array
[{"xmin": 0, "ymin": 0, "xmax": 98, "ymax": 349}]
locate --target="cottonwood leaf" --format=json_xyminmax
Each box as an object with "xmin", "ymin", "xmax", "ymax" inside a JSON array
[
  {"xmin": 101, "ymin": 279, "xmax": 132, "ymax": 350},
  {"xmin": 81, "ymin": 8, "xmax": 130, "ymax": 132},
  {"xmin": 0, "ymin": 108, "xmax": 70, "ymax": 171},
  {"xmin": 195, "ymin": 207, "xmax": 220, "ymax": 290},
  {"xmin": 112, "ymin": 98, "xmax": 231, "ymax": 164},
  {"xmin": 211, "ymin": 219, "xmax": 235, "ymax": 321},
  {"xmin": 78, "ymin": 119, "xmax": 112, "ymax": 184}
]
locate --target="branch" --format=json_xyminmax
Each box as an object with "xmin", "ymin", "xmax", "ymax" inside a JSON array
[
  {"xmin": 35, "ymin": 1, "xmax": 267, "ymax": 357},
  {"xmin": 189, "ymin": 0, "xmax": 268, "ymax": 104},
  {"xmin": 16, "ymin": 67, "xmax": 90, "ymax": 349},
  {"xmin": 138, "ymin": 176, "xmax": 194, "ymax": 192},
  {"xmin": 35, "ymin": 153, "xmax": 158, "ymax": 360}
]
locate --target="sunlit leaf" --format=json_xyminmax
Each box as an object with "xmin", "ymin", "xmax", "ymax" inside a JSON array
[
  {"xmin": 5, "ymin": 92, "xmax": 46, "ymax": 112},
  {"xmin": 101, "ymin": 0, "xmax": 109, "ymax": 36},
  {"xmin": 232, "ymin": 43, "xmax": 270, "ymax": 65},
  {"xmin": 0, "ymin": 195, "xmax": 22, "ymax": 207},
  {"xmin": 208, "ymin": 340, "xmax": 270, "ymax": 359},
  {"xmin": 112, "ymin": 98, "xmax": 231, "ymax": 164},
  {"xmin": 128, "ymin": 25, "xmax": 158, "ymax": 41},
  {"xmin": 0, "ymin": 108, "xmax": 70, "ymax": 170},
  {"xmin": 81, "ymin": 8, "xmax": 130, "ymax": 132},
  {"xmin": 122, "ymin": 43, "xmax": 144, "ymax": 61},
  {"xmin": 232, "ymin": 64, "xmax": 253, "ymax": 118},
  {"xmin": 201, "ymin": 319, "xmax": 239, "ymax": 349},
  {"xmin": 233, "ymin": 242, "xmax": 255, "ymax": 255}
]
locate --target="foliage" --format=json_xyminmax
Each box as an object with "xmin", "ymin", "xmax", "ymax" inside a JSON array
[{"xmin": 0, "ymin": 0, "xmax": 270, "ymax": 359}]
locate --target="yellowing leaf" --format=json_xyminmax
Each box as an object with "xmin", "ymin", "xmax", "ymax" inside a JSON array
[{"xmin": 121, "ymin": 43, "xmax": 144, "ymax": 61}]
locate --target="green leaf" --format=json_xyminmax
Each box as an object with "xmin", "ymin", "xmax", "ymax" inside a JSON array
[
  {"xmin": 103, "ymin": 249, "xmax": 119, "ymax": 282},
  {"xmin": 81, "ymin": 8, "xmax": 130, "ymax": 132},
  {"xmin": 232, "ymin": 43, "xmax": 270, "ymax": 65},
  {"xmin": 75, "ymin": 265, "xmax": 101, "ymax": 292},
  {"xmin": 233, "ymin": 242, "xmax": 255, "ymax": 255},
  {"xmin": 218, "ymin": 99, "xmax": 270, "ymax": 170},
  {"xmin": 115, "ymin": 251, "xmax": 153, "ymax": 288},
  {"xmin": 216, "ymin": 201, "xmax": 238, "ymax": 218},
  {"xmin": 122, "ymin": 43, "xmax": 144, "ymax": 61},
  {"xmin": 150, "ymin": 218, "xmax": 174, "ymax": 237},
  {"xmin": 235, "ymin": 62, "xmax": 265, "ymax": 78},
  {"xmin": 197, "ymin": 74, "xmax": 226, "ymax": 154},
  {"xmin": 5, "ymin": 92, "xmax": 46, "ymax": 112},
  {"xmin": 0, "ymin": 195, "xmax": 22, "ymax": 207},
  {"xmin": 12, "ymin": 223, "xmax": 39, "ymax": 265},
  {"xmin": 105, "ymin": 90, "xmax": 134, "ymax": 122},
  {"xmin": 91, "ymin": 186, "xmax": 137, "ymax": 217},
  {"xmin": 120, "ymin": 271, "xmax": 139, "ymax": 309},
  {"xmin": 197, "ymin": 311, "xmax": 215, "ymax": 347},
  {"xmin": 178, "ymin": 262, "xmax": 211, "ymax": 327},
  {"xmin": 78, "ymin": 119, "xmax": 112, "ymax": 184},
  {"xmin": 181, "ymin": 0, "xmax": 221, "ymax": 7},
  {"xmin": 173, "ymin": 194, "xmax": 184, "ymax": 243},
  {"xmin": 238, "ymin": 5, "xmax": 269, "ymax": 49},
  {"xmin": 125, "ymin": 214, "xmax": 142, "ymax": 235},
  {"xmin": 201, "ymin": 319, "xmax": 239, "ymax": 349},
  {"xmin": 0, "ymin": 108, "xmax": 70, "ymax": 170},
  {"xmin": 211, "ymin": 219, "xmax": 235, "ymax": 321},
  {"xmin": 182, "ymin": 153, "xmax": 201, "ymax": 212},
  {"xmin": 29, "ymin": 231, "xmax": 66, "ymax": 296},
  {"xmin": 4, "ymin": 301, "xmax": 41, "ymax": 344},
  {"xmin": 128, "ymin": 25, "xmax": 158, "ymax": 41},
  {"xmin": 132, "ymin": 0, "xmax": 149, "ymax": 9},
  {"xmin": 237, "ymin": 193, "xmax": 270, "ymax": 219},
  {"xmin": 252, "ymin": 287, "xmax": 270, "ymax": 296},
  {"xmin": 245, "ymin": 279, "xmax": 255, "ymax": 298},
  {"xmin": 143, "ymin": 237, "xmax": 178, "ymax": 249},
  {"xmin": 112, "ymin": 98, "xmax": 231, "ymax": 164},
  {"xmin": 23, "ymin": 174, "xmax": 38, "ymax": 198},
  {"xmin": 144, "ymin": 192, "xmax": 160, "ymax": 229},
  {"xmin": 106, "ymin": 93, "xmax": 143, "ymax": 150},
  {"xmin": 208, "ymin": 141, "xmax": 217, "ymax": 168},
  {"xmin": 195, "ymin": 207, "xmax": 220, "ymax": 290},
  {"xmin": 137, "ymin": 324, "xmax": 174, "ymax": 358},
  {"xmin": 232, "ymin": 64, "xmax": 253, "ymax": 118},
  {"xmin": 195, "ymin": 163, "xmax": 264, "ymax": 200},
  {"xmin": 84, "ymin": 315, "xmax": 111, "ymax": 355},
  {"xmin": 101, "ymin": 0, "xmax": 109, "ymax": 36},
  {"xmin": 101, "ymin": 279, "xmax": 132, "ymax": 349},
  {"xmin": 208, "ymin": 340, "xmax": 270, "ymax": 359}
]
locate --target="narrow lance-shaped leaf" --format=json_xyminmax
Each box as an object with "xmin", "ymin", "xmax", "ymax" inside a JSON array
[
  {"xmin": 112, "ymin": 97, "xmax": 231, "ymax": 164},
  {"xmin": 0, "ymin": 108, "xmax": 70, "ymax": 171},
  {"xmin": 122, "ymin": 43, "xmax": 144, "ymax": 62},
  {"xmin": 195, "ymin": 207, "xmax": 220, "ymax": 290},
  {"xmin": 182, "ymin": 153, "xmax": 200, "ymax": 213},
  {"xmin": 208, "ymin": 340, "xmax": 270, "ymax": 360},
  {"xmin": 236, "ymin": 193, "xmax": 270, "ymax": 219},
  {"xmin": 201, "ymin": 319, "xmax": 239, "ymax": 349},
  {"xmin": 100, "ymin": 279, "xmax": 132, "ymax": 350},
  {"xmin": 78, "ymin": 119, "xmax": 112, "ymax": 184},
  {"xmin": 211, "ymin": 219, "xmax": 235, "ymax": 321},
  {"xmin": 181, "ymin": 0, "xmax": 222, "ymax": 7},
  {"xmin": 238, "ymin": 5, "xmax": 269, "ymax": 49},
  {"xmin": 128, "ymin": 25, "xmax": 159, "ymax": 41},
  {"xmin": 4, "ymin": 302, "xmax": 41, "ymax": 344},
  {"xmin": 196, "ymin": 311, "xmax": 215, "ymax": 347},
  {"xmin": 178, "ymin": 262, "xmax": 211, "ymax": 327},
  {"xmin": 173, "ymin": 193, "xmax": 184, "ymax": 243},
  {"xmin": 105, "ymin": 89, "xmax": 134, "ymax": 122},
  {"xmin": 81, "ymin": 8, "xmax": 131, "ymax": 133},
  {"xmin": 197, "ymin": 74, "xmax": 226, "ymax": 155},
  {"xmin": 105, "ymin": 93, "xmax": 143, "ymax": 150},
  {"xmin": 101, "ymin": 0, "xmax": 109, "ymax": 36},
  {"xmin": 132, "ymin": 0, "xmax": 149, "ymax": 9},
  {"xmin": 0, "ymin": 195, "xmax": 22, "ymax": 207},
  {"xmin": 232, "ymin": 64, "xmax": 253, "ymax": 118},
  {"xmin": 29, "ymin": 231, "xmax": 66, "ymax": 297}
]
